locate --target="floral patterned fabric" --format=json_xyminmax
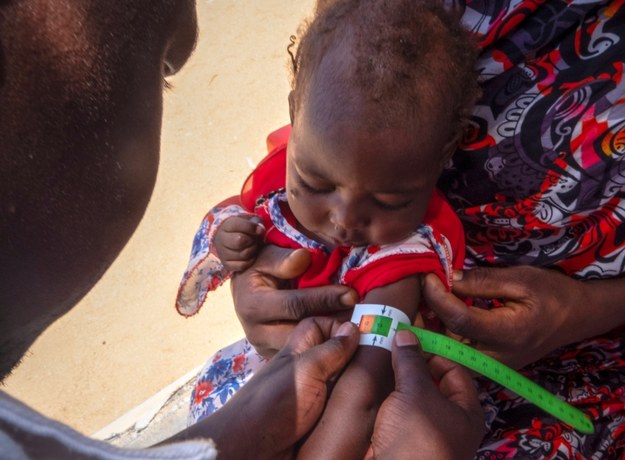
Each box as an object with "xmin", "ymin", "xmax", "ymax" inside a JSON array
[
  {"xmin": 188, "ymin": 339, "xmax": 266, "ymax": 425},
  {"xmin": 189, "ymin": 1, "xmax": 625, "ymax": 458}
]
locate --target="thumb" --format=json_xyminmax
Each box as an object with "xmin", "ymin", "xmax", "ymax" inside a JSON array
[
  {"xmin": 428, "ymin": 356, "xmax": 484, "ymax": 414},
  {"xmin": 423, "ymin": 273, "xmax": 473, "ymax": 337},
  {"xmin": 452, "ymin": 267, "xmax": 527, "ymax": 300},
  {"xmin": 254, "ymin": 246, "xmax": 312, "ymax": 279},
  {"xmin": 253, "ymin": 246, "xmax": 359, "ymax": 316},
  {"xmin": 391, "ymin": 330, "xmax": 437, "ymax": 396},
  {"xmin": 424, "ymin": 272, "xmax": 512, "ymax": 344},
  {"xmin": 392, "ymin": 332, "xmax": 484, "ymax": 423},
  {"xmin": 299, "ymin": 322, "xmax": 360, "ymax": 381}
]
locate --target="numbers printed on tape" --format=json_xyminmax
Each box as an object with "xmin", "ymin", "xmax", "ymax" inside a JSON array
[{"xmin": 351, "ymin": 304, "xmax": 594, "ymax": 434}]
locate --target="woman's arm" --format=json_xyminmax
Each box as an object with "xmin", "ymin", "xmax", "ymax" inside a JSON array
[
  {"xmin": 424, "ymin": 266, "xmax": 625, "ymax": 369},
  {"xmin": 297, "ymin": 276, "xmax": 421, "ymax": 460}
]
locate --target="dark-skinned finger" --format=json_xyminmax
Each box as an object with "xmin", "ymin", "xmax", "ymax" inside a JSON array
[
  {"xmin": 423, "ymin": 274, "xmax": 473, "ymax": 337},
  {"xmin": 232, "ymin": 244, "xmax": 260, "ymax": 262},
  {"xmin": 252, "ymin": 246, "xmax": 313, "ymax": 279},
  {"xmin": 218, "ymin": 245, "xmax": 254, "ymax": 261},
  {"xmin": 427, "ymin": 355, "xmax": 482, "ymax": 413},
  {"xmin": 391, "ymin": 330, "xmax": 438, "ymax": 397},
  {"xmin": 221, "ymin": 232, "xmax": 258, "ymax": 251},
  {"xmin": 452, "ymin": 267, "xmax": 533, "ymax": 300},
  {"xmin": 284, "ymin": 317, "xmax": 357, "ymax": 354},
  {"xmin": 245, "ymin": 323, "xmax": 298, "ymax": 359},
  {"xmin": 280, "ymin": 316, "xmax": 341, "ymax": 355},
  {"xmin": 232, "ymin": 269, "xmax": 356, "ymax": 322},
  {"xmin": 248, "ymin": 216, "xmax": 266, "ymax": 235},
  {"xmin": 221, "ymin": 215, "xmax": 264, "ymax": 234},
  {"xmin": 256, "ymin": 318, "xmax": 357, "ymax": 360},
  {"xmin": 423, "ymin": 274, "xmax": 514, "ymax": 346},
  {"xmin": 278, "ymin": 285, "xmax": 358, "ymax": 321},
  {"xmin": 297, "ymin": 321, "xmax": 359, "ymax": 381}
]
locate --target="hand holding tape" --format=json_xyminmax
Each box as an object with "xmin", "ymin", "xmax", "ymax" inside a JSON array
[{"xmin": 351, "ymin": 303, "xmax": 593, "ymax": 434}]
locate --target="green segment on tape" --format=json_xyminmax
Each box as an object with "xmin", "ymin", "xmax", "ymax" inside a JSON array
[
  {"xmin": 370, "ymin": 315, "xmax": 392, "ymax": 336},
  {"xmin": 394, "ymin": 322, "xmax": 594, "ymax": 434}
]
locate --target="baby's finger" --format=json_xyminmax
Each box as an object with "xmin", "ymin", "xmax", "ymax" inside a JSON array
[
  {"xmin": 222, "ymin": 216, "xmax": 265, "ymax": 236},
  {"xmin": 248, "ymin": 216, "xmax": 266, "ymax": 235},
  {"xmin": 218, "ymin": 245, "xmax": 257, "ymax": 263},
  {"xmin": 220, "ymin": 231, "xmax": 260, "ymax": 252}
]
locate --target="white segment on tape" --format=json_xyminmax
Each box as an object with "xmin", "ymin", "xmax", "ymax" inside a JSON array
[{"xmin": 351, "ymin": 304, "xmax": 410, "ymax": 351}]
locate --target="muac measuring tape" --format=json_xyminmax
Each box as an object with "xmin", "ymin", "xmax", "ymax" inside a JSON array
[{"xmin": 351, "ymin": 303, "xmax": 594, "ymax": 434}]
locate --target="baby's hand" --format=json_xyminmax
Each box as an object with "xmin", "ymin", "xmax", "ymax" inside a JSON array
[{"xmin": 214, "ymin": 215, "xmax": 265, "ymax": 273}]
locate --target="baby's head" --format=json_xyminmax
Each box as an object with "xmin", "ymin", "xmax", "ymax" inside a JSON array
[{"xmin": 286, "ymin": 0, "xmax": 479, "ymax": 248}]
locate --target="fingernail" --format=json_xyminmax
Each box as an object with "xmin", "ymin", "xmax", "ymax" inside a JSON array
[
  {"xmin": 255, "ymin": 223, "xmax": 265, "ymax": 234},
  {"xmin": 395, "ymin": 330, "xmax": 418, "ymax": 347},
  {"xmin": 340, "ymin": 291, "xmax": 358, "ymax": 306},
  {"xmin": 453, "ymin": 270, "xmax": 463, "ymax": 281},
  {"xmin": 335, "ymin": 322, "xmax": 356, "ymax": 337}
]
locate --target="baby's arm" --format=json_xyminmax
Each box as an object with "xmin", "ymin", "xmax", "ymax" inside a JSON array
[
  {"xmin": 213, "ymin": 215, "xmax": 265, "ymax": 273},
  {"xmin": 297, "ymin": 276, "xmax": 421, "ymax": 460}
]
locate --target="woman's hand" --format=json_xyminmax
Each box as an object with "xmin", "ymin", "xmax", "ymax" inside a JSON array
[
  {"xmin": 423, "ymin": 266, "xmax": 625, "ymax": 369},
  {"xmin": 368, "ymin": 330, "xmax": 484, "ymax": 460},
  {"xmin": 171, "ymin": 317, "xmax": 359, "ymax": 459},
  {"xmin": 231, "ymin": 245, "xmax": 358, "ymax": 358}
]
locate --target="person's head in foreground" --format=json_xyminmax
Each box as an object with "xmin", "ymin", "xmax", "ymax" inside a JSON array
[
  {"xmin": 0, "ymin": 0, "xmax": 197, "ymax": 379},
  {"xmin": 285, "ymin": 0, "xmax": 480, "ymax": 249}
]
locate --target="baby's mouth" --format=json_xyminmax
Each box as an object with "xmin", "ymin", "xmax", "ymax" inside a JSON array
[{"xmin": 330, "ymin": 234, "xmax": 368, "ymax": 248}]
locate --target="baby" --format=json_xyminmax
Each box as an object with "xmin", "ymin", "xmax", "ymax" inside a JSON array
[{"xmin": 177, "ymin": 0, "xmax": 479, "ymax": 457}]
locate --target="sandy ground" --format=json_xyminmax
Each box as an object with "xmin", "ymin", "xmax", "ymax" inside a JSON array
[{"xmin": 3, "ymin": 0, "xmax": 314, "ymax": 436}]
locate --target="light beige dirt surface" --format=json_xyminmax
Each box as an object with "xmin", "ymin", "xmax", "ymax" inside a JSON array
[{"xmin": 3, "ymin": 0, "xmax": 314, "ymax": 436}]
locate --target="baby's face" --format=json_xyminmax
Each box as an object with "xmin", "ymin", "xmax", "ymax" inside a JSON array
[{"xmin": 286, "ymin": 98, "xmax": 448, "ymax": 249}]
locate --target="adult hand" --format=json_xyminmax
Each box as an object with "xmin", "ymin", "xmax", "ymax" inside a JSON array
[
  {"xmin": 423, "ymin": 266, "xmax": 622, "ymax": 369},
  {"xmin": 231, "ymin": 245, "xmax": 359, "ymax": 358},
  {"xmin": 368, "ymin": 330, "xmax": 484, "ymax": 460},
  {"xmin": 172, "ymin": 317, "xmax": 359, "ymax": 459}
]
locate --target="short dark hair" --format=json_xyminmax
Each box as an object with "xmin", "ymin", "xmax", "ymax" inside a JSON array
[{"xmin": 289, "ymin": 0, "xmax": 480, "ymax": 138}]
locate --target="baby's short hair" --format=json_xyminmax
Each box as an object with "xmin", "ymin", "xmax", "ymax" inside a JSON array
[{"xmin": 289, "ymin": 0, "xmax": 480, "ymax": 138}]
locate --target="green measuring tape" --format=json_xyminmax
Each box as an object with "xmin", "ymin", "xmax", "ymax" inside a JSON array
[{"xmin": 352, "ymin": 304, "xmax": 594, "ymax": 434}]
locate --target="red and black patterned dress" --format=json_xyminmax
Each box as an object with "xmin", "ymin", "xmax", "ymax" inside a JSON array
[{"xmin": 443, "ymin": 1, "xmax": 625, "ymax": 458}]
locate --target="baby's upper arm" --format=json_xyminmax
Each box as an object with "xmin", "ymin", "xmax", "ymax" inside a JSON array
[{"xmin": 361, "ymin": 275, "xmax": 422, "ymax": 322}]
